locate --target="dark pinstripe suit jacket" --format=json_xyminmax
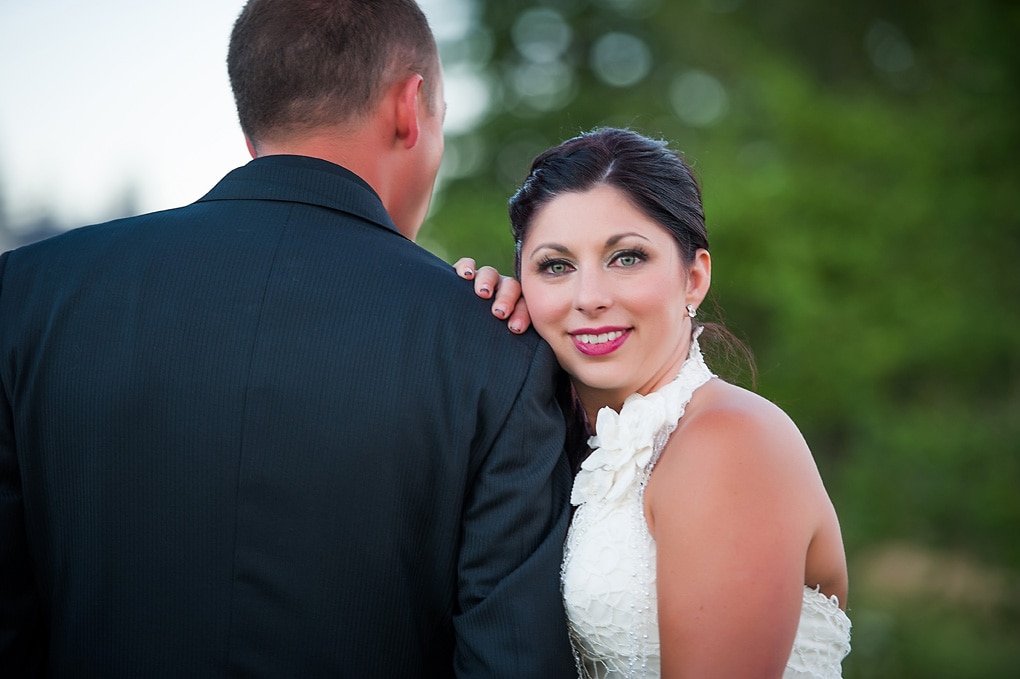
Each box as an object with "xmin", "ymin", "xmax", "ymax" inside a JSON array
[{"xmin": 0, "ymin": 155, "xmax": 575, "ymax": 678}]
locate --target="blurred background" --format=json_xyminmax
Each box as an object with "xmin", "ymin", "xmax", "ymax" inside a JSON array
[{"xmin": 2, "ymin": 0, "xmax": 1018, "ymax": 675}]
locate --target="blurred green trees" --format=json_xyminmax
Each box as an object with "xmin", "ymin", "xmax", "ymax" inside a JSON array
[{"xmin": 422, "ymin": 0, "xmax": 1020, "ymax": 674}]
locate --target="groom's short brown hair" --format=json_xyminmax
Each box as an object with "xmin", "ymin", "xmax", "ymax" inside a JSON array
[{"xmin": 228, "ymin": 0, "xmax": 439, "ymax": 144}]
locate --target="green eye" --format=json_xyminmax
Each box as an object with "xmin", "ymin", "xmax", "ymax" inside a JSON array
[
  {"xmin": 613, "ymin": 249, "xmax": 646, "ymax": 267},
  {"xmin": 538, "ymin": 258, "xmax": 573, "ymax": 275}
]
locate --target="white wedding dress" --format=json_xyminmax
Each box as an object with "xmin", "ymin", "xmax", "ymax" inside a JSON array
[{"xmin": 561, "ymin": 332, "xmax": 851, "ymax": 678}]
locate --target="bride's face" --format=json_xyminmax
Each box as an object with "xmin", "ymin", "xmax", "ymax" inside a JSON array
[{"xmin": 519, "ymin": 184, "xmax": 707, "ymax": 412}]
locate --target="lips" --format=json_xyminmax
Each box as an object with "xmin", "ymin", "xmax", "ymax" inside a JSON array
[{"xmin": 570, "ymin": 328, "xmax": 630, "ymax": 356}]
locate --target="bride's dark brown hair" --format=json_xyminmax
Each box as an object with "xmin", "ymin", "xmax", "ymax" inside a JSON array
[{"xmin": 508, "ymin": 127, "xmax": 755, "ymax": 470}]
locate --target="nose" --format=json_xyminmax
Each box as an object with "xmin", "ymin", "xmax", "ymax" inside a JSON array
[{"xmin": 573, "ymin": 268, "xmax": 612, "ymax": 314}]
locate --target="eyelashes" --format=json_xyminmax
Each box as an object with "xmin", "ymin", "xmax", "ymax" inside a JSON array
[
  {"xmin": 533, "ymin": 247, "xmax": 650, "ymax": 276},
  {"xmin": 535, "ymin": 256, "xmax": 572, "ymax": 275},
  {"xmin": 611, "ymin": 247, "xmax": 649, "ymax": 267}
]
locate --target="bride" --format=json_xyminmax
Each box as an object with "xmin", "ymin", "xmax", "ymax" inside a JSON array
[{"xmin": 459, "ymin": 127, "xmax": 851, "ymax": 678}]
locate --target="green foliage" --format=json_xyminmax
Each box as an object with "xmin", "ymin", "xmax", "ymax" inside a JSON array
[
  {"xmin": 844, "ymin": 598, "xmax": 1020, "ymax": 677},
  {"xmin": 423, "ymin": 0, "xmax": 1019, "ymax": 673}
]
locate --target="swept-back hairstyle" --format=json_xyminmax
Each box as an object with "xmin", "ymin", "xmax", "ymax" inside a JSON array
[
  {"xmin": 509, "ymin": 127, "xmax": 708, "ymax": 277},
  {"xmin": 228, "ymin": 0, "xmax": 438, "ymax": 143}
]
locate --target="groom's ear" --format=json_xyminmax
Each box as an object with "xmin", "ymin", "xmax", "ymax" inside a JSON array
[{"xmin": 393, "ymin": 73, "xmax": 425, "ymax": 150}]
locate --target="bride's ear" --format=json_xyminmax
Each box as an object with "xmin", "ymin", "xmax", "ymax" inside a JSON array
[{"xmin": 685, "ymin": 249, "xmax": 711, "ymax": 309}]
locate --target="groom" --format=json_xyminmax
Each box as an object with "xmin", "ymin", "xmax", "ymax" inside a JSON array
[{"xmin": 0, "ymin": 0, "xmax": 575, "ymax": 676}]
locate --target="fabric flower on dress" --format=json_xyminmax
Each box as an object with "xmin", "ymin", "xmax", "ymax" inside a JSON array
[{"xmin": 571, "ymin": 390, "xmax": 671, "ymax": 506}]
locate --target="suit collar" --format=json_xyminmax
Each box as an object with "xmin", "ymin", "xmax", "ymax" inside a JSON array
[{"xmin": 197, "ymin": 155, "xmax": 402, "ymax": 238}]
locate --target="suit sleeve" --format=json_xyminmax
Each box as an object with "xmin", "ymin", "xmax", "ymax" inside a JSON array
[
  {"xmin": 453, "ymin": 339, "xmax": 576, "ymax": 678},
  {"xmin": 0, "ymin": 250, "xmax": 46, "ymax": 672}
]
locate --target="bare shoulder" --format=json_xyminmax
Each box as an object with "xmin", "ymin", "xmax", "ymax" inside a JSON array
[
  {"xmin": 645, "ymin": 378, "xmax": 829, "ymax": 532},
  {"xmin": 645, "ymin": 378, "xmax": 849, "ymax": 604},
  {"xmin": 668, "ymin": 379, "xmax": 818, "ymax": 477}
]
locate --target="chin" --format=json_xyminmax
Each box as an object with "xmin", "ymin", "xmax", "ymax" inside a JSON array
[{"xmin": 567, "ymin": 371, "xmax": 631, "ymax": 399}]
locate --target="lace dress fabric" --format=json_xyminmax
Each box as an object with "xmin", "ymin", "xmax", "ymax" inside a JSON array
[{"xmin": 561, "ymin": 333, "xmax": 851, "ymax": 678}]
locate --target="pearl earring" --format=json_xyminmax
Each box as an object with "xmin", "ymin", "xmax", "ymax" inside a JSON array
[{"xmin": 686, "ymin": 304, "xmax": 697, "ymax": 318}]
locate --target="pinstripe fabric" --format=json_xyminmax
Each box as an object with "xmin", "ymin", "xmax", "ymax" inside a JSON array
[{"xmin": 0, "ymin": 155, "xmax": 576, "ymax": 678}]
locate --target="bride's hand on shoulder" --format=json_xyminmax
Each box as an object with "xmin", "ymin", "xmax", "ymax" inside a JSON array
[{"xmin": 454, "ymin": 257, "xmax": 532, "ymax": 334}]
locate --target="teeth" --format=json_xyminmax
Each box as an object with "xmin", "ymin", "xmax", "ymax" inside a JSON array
[{"xmin": 575, "ymin": 330, "xmax": 624, "ymax": 345}]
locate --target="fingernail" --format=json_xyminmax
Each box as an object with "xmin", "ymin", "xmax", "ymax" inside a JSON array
[
  {"xmin": 494, "ymin": 307, "xmax": 507, "ymax": 318},
  {"xmin": 509, "ymin": 323, "xmax": 521, "ymax": 333},
  {"xmin": 479, "ymin": 286, "xmax": 490, "ymax": 296},
  {"xmin": 464, "ymin": 269, "xmax": 474, "ymax": 278}
]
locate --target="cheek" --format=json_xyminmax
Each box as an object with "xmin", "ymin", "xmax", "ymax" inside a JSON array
[
  {"xmin": 521, "ymin": 279, "xmax": 563, "ymax": 335},
  {"xmin": 627, "ymin": 276, "xmax": 686, "ymax": 325}
]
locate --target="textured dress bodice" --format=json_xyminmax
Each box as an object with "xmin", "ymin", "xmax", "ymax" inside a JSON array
[{"xmin": 561, "ymin": 334, "xmax": 851, "ymax": 678}]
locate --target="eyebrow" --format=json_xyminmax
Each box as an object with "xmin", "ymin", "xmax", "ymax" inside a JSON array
[
  {"xmin": 606, "ymin": 232, "xmax": 651, "ymax": 246},
  {"xmin": 527, "ymin": 243, "xmax": 570, "ymax": 256},
  {"xmin": 527, "ymin": 232, "xmax": 652, "ymax": 257}
]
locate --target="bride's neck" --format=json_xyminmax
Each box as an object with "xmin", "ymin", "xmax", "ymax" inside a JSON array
[
  {"xmin": 572, "ymin": 338, "xmax": 693, "ymax": 425},
  {"xmin": 572, "ymin": 386, "xmax": 622, "ymax": 429}
]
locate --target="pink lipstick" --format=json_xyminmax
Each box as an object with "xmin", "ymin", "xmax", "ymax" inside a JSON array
[{"xmin": 570, "ymin": 328, "xmax": 630, "ymax": 356}]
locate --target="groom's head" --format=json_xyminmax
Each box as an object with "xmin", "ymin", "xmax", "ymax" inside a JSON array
[
  {"xmin": 226, "ymin": 0, "xmax": 446, "ymax": 240},
  {"xmin": 228, "ymin": 0, "xmax": 440, "ymax": 145}
]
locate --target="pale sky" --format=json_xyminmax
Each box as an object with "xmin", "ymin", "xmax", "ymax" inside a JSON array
[{"xmin": 0, "ymin": 0, "xmax": 477, "ymax": 231}]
